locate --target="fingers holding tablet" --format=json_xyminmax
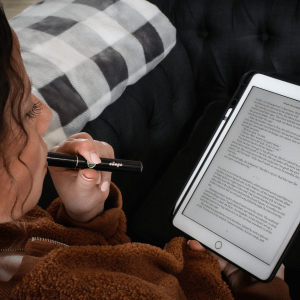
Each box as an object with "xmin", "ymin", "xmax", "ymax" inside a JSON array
[
  {"xmin": 187, "ymin": 240, "xmax": 239, "ymax": 278},
  {"xmin": 187, "ymin": 239, "xmax": 285, "ymax": 282}
]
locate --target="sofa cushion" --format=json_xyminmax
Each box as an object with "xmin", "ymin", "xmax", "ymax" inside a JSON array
[
  {"xmin": 10, "ymin": 0, "xmax": 176, "ymax": 148},
  {"xmin": 133, "ymin": 100, "xmax": 229, "ymax": 247}
]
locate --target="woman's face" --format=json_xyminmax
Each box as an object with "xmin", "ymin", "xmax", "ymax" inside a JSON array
[{"xmin": 0, "ymin": 29, "xmax": 52, "ymax": 222}]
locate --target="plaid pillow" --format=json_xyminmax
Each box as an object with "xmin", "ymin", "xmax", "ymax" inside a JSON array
[{"xmin": 10, "ymin": 0, "xmax": 176, "ymax": 148}]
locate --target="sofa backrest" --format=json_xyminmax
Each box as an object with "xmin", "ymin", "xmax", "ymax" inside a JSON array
[{"xmin": 151, "ymin": 0, "xmax": 300, "ymax": 112}]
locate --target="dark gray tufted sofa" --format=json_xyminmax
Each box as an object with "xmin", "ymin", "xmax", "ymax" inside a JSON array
[{"xmin": 40, "ymin": 0, "xmax": 300, "ymax": 296}]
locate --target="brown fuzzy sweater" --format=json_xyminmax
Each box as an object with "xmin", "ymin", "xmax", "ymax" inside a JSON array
[{"xmin": 0, "ymin": 183, "xmax": 291, "ymax": 299}]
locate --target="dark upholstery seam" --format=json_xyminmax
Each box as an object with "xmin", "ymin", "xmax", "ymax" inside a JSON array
[
  {"xmin": 245, "ymin": 45, "xmax": 260, "ymax": 72},
  {"xmin": 296, "ymin": 1, "xmax": 300, "ymax": 22},
  {"xmin": 95, "ymin": 115, "xmax": 121, "ymax": 142},
  {"xmin": 125, "ymin": 85, "xmax": 181, "ymax": 131},
  {"xmin": 185, "ymin": 0, "xmax": 198, "ymax": 25},
  {"xmin": 175, "ymin": 35, "xmax": 197, "ymax": 89},
  {"xmin": 124, "ymin": 89, "xmax": 151, "ymax": 113},
  {"xmin": 158, "ymin": 63, "xmax": 176, "ymax": 99},
  {"xmin": 177, "ymin": 100, "xmax": 224, "ymax": 153},
  {"xmin": 207, "ymin": 0, "xmax": 228, "ymax": 89},
  {"xmin": 267, "ymin": 0, "xmax": 276, "ymax": 28},
  {"xmin": 231, "ymin": 0, "xmax": 235, "ymax": 32},
  {"xmin": 240, "ymin": 0, "xmax": 257, "ymax": 28},
  {"xmin": 122, "ymin": 89, "xmax": 156, "ymax": 128},
  {"xmin": 174, "ymin": 0, "xmax": 199, "ymax": 89},
  {"xmin": 264, "ymin": 43, "xmax": 276, "ymax": 73},
  {"xmin": 209, "ymin": 0, "xmax": 220, "ymax": 23},
  {"xmin": 207, "ymin": 41, "xmax": 228, "ymax": 89}
]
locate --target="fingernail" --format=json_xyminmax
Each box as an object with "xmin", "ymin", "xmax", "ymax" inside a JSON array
[
  {"xmin": 101, "ymin": 141, "xmax": 108, "ymax": 145},
  {"xmin": 187, "ymin": 240, "xmax": 191, "ymax": 245},
  {"xmin": 101, "ymin": 181, "xmax": 109, "ymax": 192},
  {"xmin": 91, "ymin": 152, "xmax": 101, "ymax": 164},
  {"xmin": 96, "ymin": 172, "xmax": 101, "ymax": 185},
  {"xmin": 82, "ymin": 174, "xmax": 93, "ymax": 181}
]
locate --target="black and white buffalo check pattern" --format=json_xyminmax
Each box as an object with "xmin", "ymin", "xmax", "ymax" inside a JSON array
[{"xmin": 9, "ymin": 0, "xmax": 176, "ymax": 148}]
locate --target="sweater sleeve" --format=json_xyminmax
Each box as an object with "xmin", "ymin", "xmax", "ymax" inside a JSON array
[
  {"xmin": 166, "ymin": 238, "xmax": 291, "ymax": 300},
  {"xmin": 166, "ymin": 237, "xmax": 234, "ymax": 300},
  {"xmin": 229, "ymin": 272, "xmax": 291, "ymax": 300},
  {"xmin": 46, "ymin": 182, "xmax": 130, "ymax": 244}
]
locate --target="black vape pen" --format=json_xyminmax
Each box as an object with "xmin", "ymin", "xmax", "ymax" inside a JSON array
[{"xmin": 47, "ymin": 152, "xmax": 143, "ymax": 173}]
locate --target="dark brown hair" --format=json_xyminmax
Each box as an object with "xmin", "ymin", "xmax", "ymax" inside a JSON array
[{"xmin": 0, "ymin": 4, "xmax": 32, "ymax": 230}]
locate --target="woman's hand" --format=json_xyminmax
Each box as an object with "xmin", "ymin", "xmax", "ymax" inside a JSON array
[
  {"xmin": 48, "ymin": 132, "xmax": 114, "ymax": 222},
  {"xmin": 188, "ymin": 240, "xmax": 285, "ymax": 289}
]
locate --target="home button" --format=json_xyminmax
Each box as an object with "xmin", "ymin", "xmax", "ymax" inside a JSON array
[{"xmin": 215, "ymin": 241, "xmax": 222, "ymax": 249}]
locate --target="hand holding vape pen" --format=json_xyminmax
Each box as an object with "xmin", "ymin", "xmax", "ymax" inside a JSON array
[{"xmin": 47, "ymin": 152, "xmax": 143, "ymax": 173}]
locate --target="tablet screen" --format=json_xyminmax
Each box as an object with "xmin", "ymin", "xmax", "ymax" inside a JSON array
[{"xmin": 183, "ymin": 86, "xmax": 300, "ymax": 265}]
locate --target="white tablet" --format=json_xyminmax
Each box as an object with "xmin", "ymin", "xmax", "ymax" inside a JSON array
[{"xmin": 172, "ymin": 72, "xmax": 300, "ymax": 282}]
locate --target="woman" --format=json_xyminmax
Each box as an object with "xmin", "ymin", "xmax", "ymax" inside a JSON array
[{"xmin": 0, "ymin": 3, "xmax": 290, "ymax": 299}]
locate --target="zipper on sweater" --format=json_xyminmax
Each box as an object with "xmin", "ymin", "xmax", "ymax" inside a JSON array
[
  {"xmin": 31, "ymin": 237, "xmax": 69, "ymax": 247},
  {"xmin": 0, "ymin": 237, "xmax": 69, "ymax": 252},
  {"xmin": 0, "ymin": 248, "xmax": 25, "ymax": 252}
]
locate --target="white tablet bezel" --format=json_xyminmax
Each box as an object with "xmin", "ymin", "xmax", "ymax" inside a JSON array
[{"xmin": 172, "ymin": 73, "xmax": 300, "ymax": 281}]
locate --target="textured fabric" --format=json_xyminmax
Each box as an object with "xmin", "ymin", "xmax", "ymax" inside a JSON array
[
  {"xmin": 151, "ymin": 0, "xmax": 300, "ymax": 111},
  {"xmin": 9, "ymin": 0, "xmax": 176, "ymax": 148},
  {"xmin": 0, "ymin": 184, "xmax": 234, "ymax": 300},
  {"xmin": 229, "ymin": 274, "xmax": 291, "ymax": 300},
  {"xmin": 133, "ymin": 101, "xmax": 229, "ymax": 247}
]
